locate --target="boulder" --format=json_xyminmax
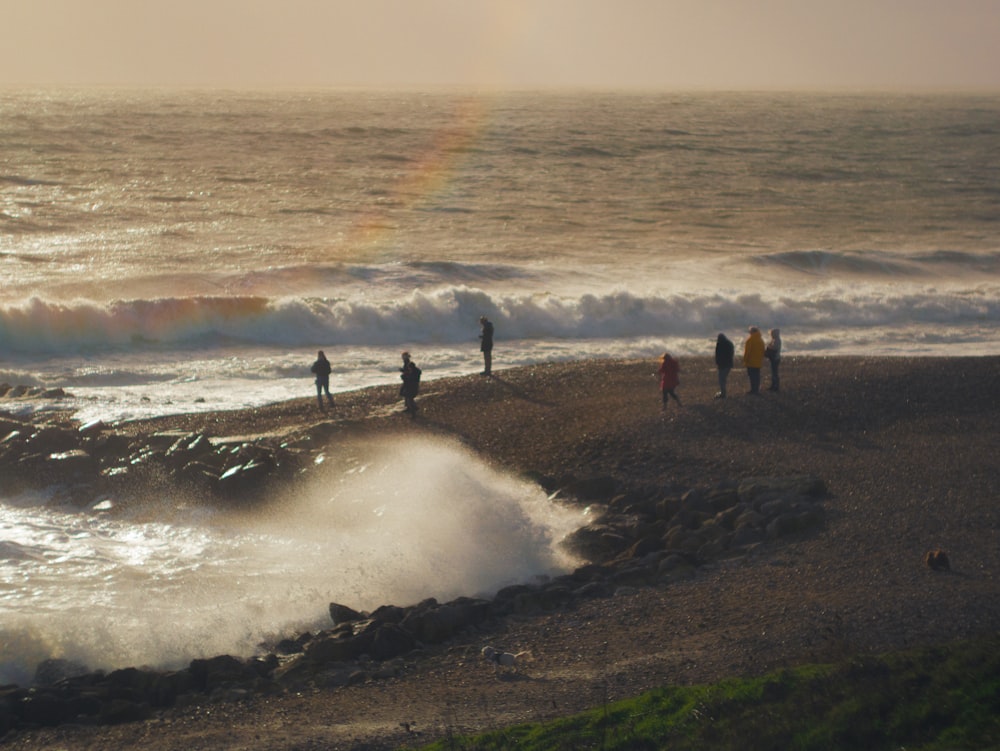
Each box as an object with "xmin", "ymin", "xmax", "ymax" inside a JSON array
[
  {"xmin": 329, "ymin": 602, "xmax": 365, "ymax": 625},
  {"xmin": 26, "ymin": 425, "xmax": 79, "ymax": 454},
  {"xmin": 370, "ymin": 624, "xmax": 417, "ymax": 660},
  {"xmin": 45, "ymin": 449, "xmax": 98, "ymax": 481},
  {"xmin": 563, "ymin": 523, "xmax": 630, "ymax": 561},
  {"xmin": 305, "ymin": 631, "xmax": 374, "ymax": 664}
]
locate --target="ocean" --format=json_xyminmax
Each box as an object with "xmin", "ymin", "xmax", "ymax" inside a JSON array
[{"xmin": 1, "ymin": 89, "xmax": 998, "ymax": 683}]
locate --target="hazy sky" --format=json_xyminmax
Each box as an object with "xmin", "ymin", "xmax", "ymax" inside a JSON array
[{"xmin": 3, "ymin": 0, "xmax": 999, "ymax": 90}]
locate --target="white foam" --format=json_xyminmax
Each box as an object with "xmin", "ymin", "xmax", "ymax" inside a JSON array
[{"xmin": 0, "ymin": 437, "xmax": 583, "ymax": 684}]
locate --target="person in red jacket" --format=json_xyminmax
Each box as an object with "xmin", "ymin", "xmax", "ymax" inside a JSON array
[{"xmin": 658, "ymin": 352, "xmax": 682, "ymax": 410}]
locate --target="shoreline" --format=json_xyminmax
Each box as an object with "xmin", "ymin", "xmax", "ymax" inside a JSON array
[{"xmin": 3, "ymin": 355, "xmax": 1000, "ymax": 749}]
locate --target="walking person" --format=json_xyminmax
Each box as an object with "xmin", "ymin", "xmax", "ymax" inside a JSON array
[
  {"xmin": 658, "ymin": 352, "xmax": 682, "ymax": 410},
  {"xmin": 766, "ymin": 328, "xmax": 782, "ymax": 391},
  {"xmin": 479, "ymin": 316, "xmax": 494, "ymax": 376},
  {"xmin": 310, "ymin": 350, "xmax": 335, "ymax": 410},
  {"xmin": 399, "ymin": 351, "xmax": 421, "ymax": 416},
  {"xmin": 743, "ymin": 326, "xmax": 766, "ymax": 395},
  {"xmin": 714, "ymin": 332, "xmax": 735, "ymax": 398}
]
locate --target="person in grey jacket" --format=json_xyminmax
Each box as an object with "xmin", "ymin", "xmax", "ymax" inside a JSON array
[{"xmin": 766, "ymin": 328, "xmax": 782, "ymax": 392}]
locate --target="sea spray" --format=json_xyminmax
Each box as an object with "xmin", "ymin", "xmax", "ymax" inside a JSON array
[{"xmin": 0, "ymin": 436, "xmax": 582, "ymax": 685}]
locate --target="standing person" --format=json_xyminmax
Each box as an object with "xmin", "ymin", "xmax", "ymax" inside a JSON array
[
  {"xmin": 714, "ymin": 332, "xmax": 735, "ymax": 398},
  {"xmin": 657, "ymin": 352, "xmax": 682, "ymax": 410},
  {"xmin": 478, "ymin": 316, "xmax": 494, "ymax": 376},
  {"xmin": 743, "ymin": 326, "xmax": 766, "ymax": 395},
  {"xmin": 766, "ymin": 328, "xmax": 782, "ymax": 392},
  {"xmin": 399, "ymin": 351, "xmax": 421, "ymax": 416},
  {"xmin": 310, "ymin": 350, "xmax": 334, "ymax": 410}
]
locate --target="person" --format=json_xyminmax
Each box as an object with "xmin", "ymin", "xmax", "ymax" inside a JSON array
[
  {"xmin": 657, "ymin": 352, "xmax": 682, "ymax": 410},
  {"xmin": 765, "ymin": 328, "xmax": 782, "ymax": 392},
  {"xmin": 714, "ymin": 333, "xmax": 735, "ymax": 398},
  {"xmin": 743, "ymin": 326, "xmax": 766, "ymax": 395},
  {"xmin": 399, "ymin": 351, "xmax": 421, "ymax": 416},
  {"xmin": 310, "ymin": 350, "xmax": 334, "ymax": 410},
  {"xmin": 479, "ymin": 316, "xmax": 494, "ymax": 376}
]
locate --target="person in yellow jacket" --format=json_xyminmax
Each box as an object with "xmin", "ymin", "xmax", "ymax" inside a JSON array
[{"xmin": 743, "ymin": 326, "xmax": 766, "ymax": 395}]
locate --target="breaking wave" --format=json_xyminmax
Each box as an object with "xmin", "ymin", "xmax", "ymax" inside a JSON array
[{"xmin": 1, "ymin": 281, "xmax": 998, "ymax": 356}]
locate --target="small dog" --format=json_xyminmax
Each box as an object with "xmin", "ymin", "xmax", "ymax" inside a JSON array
[{"xmin": 481, "ymin": 645, "xmax": 531, "ymax": 674}]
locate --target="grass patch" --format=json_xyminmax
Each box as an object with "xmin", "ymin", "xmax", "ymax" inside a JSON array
[{"xmin": 412, "ymin": 632, "xmax": 1000, "ymax": 751}]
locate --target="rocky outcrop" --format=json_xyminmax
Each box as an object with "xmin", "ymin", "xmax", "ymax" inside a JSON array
[
  {"xmin": 0, "ymin": 410, "xmax": 311, "ymax": 508},
  {"xmin": 561, "ymin": 474, "xmax": 827, "ymax": 569},
  {"xmin": 0, "ymin": 400, "xmax": 829, "ymax": 734}
]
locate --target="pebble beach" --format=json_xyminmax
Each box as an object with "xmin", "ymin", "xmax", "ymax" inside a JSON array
[{"xmin": 4, "ymin": 355, "xmax": 1000, "ymax": 750}]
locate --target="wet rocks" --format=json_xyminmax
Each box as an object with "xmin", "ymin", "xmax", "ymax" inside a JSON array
[
  {"xmin": 0, "ymin": 410, "xmax": 312, "ymax": 508},
  {"xmin": 562, "ymin": 474, "xmax": 826, "ymax": 569}
]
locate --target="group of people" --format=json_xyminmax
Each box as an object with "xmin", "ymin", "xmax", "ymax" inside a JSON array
[
  {"xmin": 658, "ymin": 326, "xmax": 782, "ymax": 408},
  {"xmin": 308, "ymin": 316, "xmax": 495, "ymax": 416},
  {"xmin": 313, "ymin": 317, "xmax": 781, "ymax": 417}
]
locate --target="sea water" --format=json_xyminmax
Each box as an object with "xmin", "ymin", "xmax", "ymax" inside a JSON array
[{"xmin": 1, "ymin": 89, "xmax": 998, "ymax": 681}]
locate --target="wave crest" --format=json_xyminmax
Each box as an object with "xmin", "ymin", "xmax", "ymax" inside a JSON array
[{"xmin": 2, "ymin": 284, "xmax": 998, "ymax": 355}]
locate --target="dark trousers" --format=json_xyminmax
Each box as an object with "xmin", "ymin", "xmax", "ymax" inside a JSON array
[
  {"xmin": 316, "ymin": 377, "xmax": 333, "ymax": 407},
  {"xmin": 747, "ymin": 367, "xmax": 761, "ymax": 394}
]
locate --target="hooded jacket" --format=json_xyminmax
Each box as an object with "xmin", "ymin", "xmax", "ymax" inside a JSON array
[
  {"xmin": 743, "ymin": 329, "xmax": 766, "ymax": 369},
  {"xmin": 658, "ymin": 355, "xmax": 680, "ymax": 390}
]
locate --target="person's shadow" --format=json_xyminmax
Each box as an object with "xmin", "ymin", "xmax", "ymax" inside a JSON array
[{"xmin": 483, "ymin": 373, "xmax": 556, "ymax": 407}]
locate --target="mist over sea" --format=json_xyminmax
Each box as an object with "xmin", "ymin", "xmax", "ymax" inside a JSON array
[{"xmin": 1, "ymin": 89, "xmax": 998, "ymax": 681}]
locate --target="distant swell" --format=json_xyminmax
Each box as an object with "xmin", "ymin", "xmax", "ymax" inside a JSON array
[
  {"xmin": 754, "ymin": 249, "xmax": 1000, "ymax": 277},
  {"xmin": 2, "ymin": 285, "xmax": 998, "ymax": 356}
]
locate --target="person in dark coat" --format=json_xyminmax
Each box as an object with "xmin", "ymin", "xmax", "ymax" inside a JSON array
[
  {"xmin": 310, "ymin": 350, "xmax": 334, "ymax": 410},
  {"xmin": 479, "ymin": 316, "xmax": 494, "ymax": 376},
  {"xmin": 399, "ymin": 351, "xmax": 421, "ymax": 416},
  {"xmin": 714, "ymin": 333, "xmax": 735, "ymax": 398}
]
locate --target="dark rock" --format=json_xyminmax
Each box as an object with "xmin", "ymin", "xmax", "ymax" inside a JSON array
[
  {"xmin": 32, "ymin": 658, "xmax": 90, "ymax": 687},
  {"xmin": 508, "ymin": 584, "xmax": 573, "ymax": 614},
  {"xmin": 0, "ymin": 417, "xmax": 27, "ymax": 435},
  {"xmin": 563, "ymin": 524, "xmax": 630, "ymax": 561},
  {"xmin": 401, "ymin": 598, "xmax": 490, "ymax": 643},
  {"xmin": 329, "ymin": 602, "xmax": 364, "ymax": 625},
  {"xmin": 148, "ymin": 670, "xmax": 196, "ymax": 707},
  {"xmin": 368, "ymin": 604, "xmax": 407, "ymax": 625},
  {"xmin": 573, "ymin": 580, "xmax": 612, "ymax": 598},
  {"xmin": 99, "ymin": 699, "xmax": 152, "ymax": 724},
  {"xmin": 26, "ymin": 425, "xmax": 79, "ymax": 454},
  {"xmin": 370, "ymin": 624, "xmax": 416, "ymax": 660},
  {"xmin": 15, "ymin": 689, "xmax": 75, "ymax": 727},
  {"xmin": 610, "ymin": 535, "xmax": 663, "ymax": 563},
  {"xmin": 305, "ymin": 631, "xmax": 375, "ymax": 664},
  {"xmin": 46, "ymin": 449, "xmax": 98, "ymax": 480},
  {"xmin": 78, "ymin": 419, "xmax": 107, "ymax": 437},
  {"xmin": 188, "ymin": 655, "xmax": 258, "ymax": 691},
  {"xmin": 730, "ymin": 524, "xmax": 765, "ymax": 548}
]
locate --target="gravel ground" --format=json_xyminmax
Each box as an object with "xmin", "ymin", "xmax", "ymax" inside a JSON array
[{"xmin": 7, "ymin": 355, "xmax": 1000, "ymax": 750}]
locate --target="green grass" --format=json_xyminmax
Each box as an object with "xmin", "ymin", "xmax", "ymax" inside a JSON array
[{"xmin": 412, "ymin": 632, "xmax": 1000, "ymax": 751}]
